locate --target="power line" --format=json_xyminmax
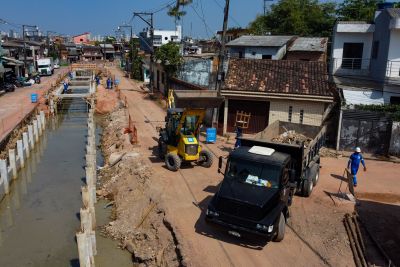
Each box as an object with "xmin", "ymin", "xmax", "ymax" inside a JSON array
[
  {"xmin": 190, "ymin": 5, "xmax": 213, "ymax": 39},
  {"xmin": 210, "ymin": 0, "xmax": 242, "ymax": 28}
]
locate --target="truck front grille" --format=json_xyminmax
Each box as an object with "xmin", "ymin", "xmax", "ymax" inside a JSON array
[{"xmin": 185, "ymin": 144, "xmax": 198, "ymax": 156}]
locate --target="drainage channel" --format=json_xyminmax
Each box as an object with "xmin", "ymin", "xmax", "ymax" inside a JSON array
[{"xmin": 0, "ymin": 85, "xmax": 131, "ymax": 266}]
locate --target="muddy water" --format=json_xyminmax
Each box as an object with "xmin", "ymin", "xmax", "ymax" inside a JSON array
[{"xmin": 0, "ymin": 97, "xmax": 131, "ymax": 266}]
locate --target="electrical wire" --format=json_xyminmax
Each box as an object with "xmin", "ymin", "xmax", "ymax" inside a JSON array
[{"xmin": 210, "ymin": 0, "xmax": 242, "ymax": 28}]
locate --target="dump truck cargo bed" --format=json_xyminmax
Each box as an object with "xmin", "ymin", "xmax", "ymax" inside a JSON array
[{"xmin": 173, "ymin": 90, "xmax": 224, "ymax": 109}]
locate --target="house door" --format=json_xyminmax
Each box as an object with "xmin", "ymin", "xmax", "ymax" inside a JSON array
[
  {"xmin": 220, "ymin": 99, "xmax": 269, "ymax": 134},
  {"xmin": 342, "ymin": 43, "xmax": 364, "ymax": 69}
]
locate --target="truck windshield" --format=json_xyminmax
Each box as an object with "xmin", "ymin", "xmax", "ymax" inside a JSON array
[
  {"xmin": 38, "ymin": 65, "xmax": 50, "ymax": 68},
  {"xmin": 226, "ymin": 158, "xmax": 281, "ymax": 189}
]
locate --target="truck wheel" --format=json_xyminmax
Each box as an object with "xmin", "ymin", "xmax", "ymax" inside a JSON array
[
  {"xmin": 158, "ymin": 138, "xmax": 167, "ymax": 159},
  {"xmin": 165, "ymin": 153, "xmax": 181, "ymax": 171},
  {"xmin": 312, "ymin": 164, "xmax": 320, "ymax": 186},
  {"xmin": 302, "ymin": 176, "xmax": 313, "ymax": 197},
  {"xmin": 199, "ymin": 150, "xmax": 213, "ymax": 168},
  {"xmin": 273, "ymin": 212, "xmax": 286, "ymax": 242}
]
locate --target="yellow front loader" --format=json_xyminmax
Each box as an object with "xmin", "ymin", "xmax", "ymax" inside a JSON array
[{"xmin": 158, "ymin": 90, "xmax": 224, "ymax": 171}]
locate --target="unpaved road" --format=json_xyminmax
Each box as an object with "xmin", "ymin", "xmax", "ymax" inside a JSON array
[{"xmin": 108, "ymin": 66, "xmax": 400, "ymax": 267}]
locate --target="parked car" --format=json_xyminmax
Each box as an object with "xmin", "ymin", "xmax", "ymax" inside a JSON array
[{"xmin": 54, "ymin": 63, "xmax": 60, "ymax": 69}]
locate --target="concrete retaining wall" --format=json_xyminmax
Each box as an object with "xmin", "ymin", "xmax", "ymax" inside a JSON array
[{"xmin": 389, "ymin": 121, "xmax": 400, "ymax": 156}]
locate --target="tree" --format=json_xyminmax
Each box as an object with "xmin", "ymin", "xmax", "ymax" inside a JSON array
[
  {"xmin": 155, "ymin": 42, "xmax": 183, "ymax": 93},
  {"xmin": 248, "ymin": 0, "xmax": 336, "ymax": 37},
  {"xmin": 128, "ymin": 39, "xmax": 142, "ymax": 80},
  {"xmin": 337, "ymin": 0, "xmax": 382, "ymax": 22},
  {"xmin": 168, "ymin": 0, "xmax": 193, "ymax": 21},
  {"xmin": 104, "ymin": 36, "xmax": 116, "ymax": 44}
]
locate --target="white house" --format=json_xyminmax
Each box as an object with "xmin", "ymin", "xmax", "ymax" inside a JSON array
[
  {"xmin": 139, "ymin": 25, "xmax": 182, "ymax": 51},
  {"xmin": 331, "ymin": 6, "xmax": 400, "ymax": 105}
]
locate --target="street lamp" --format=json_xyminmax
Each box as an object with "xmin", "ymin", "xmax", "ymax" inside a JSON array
[
  {"xmin": 22, "ymin": 24, "xmax": 39, "ymax": 74},
  {"xmin": 118, "ymin": 24, "xmax": 133, "ymax": 78}
]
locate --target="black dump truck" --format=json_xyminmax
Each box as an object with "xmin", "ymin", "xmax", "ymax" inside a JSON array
[{"xmin": 206, "ymin": 121, "xmax": 326, "ymax": 242}]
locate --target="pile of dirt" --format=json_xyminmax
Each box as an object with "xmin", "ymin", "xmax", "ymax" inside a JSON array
[
  {"xmin": 272, "ymin": 130, "xmax": 312, "ymax": 147},
  {"xmin": 97, "ymin": 106, "xmax": 182, "ymax": 267}
]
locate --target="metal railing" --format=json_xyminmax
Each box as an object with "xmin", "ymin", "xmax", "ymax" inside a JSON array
[
  {"xmin": 333, "ymin": 58, "xmax": 371, "ymax": 71},
  {"xmin": 386, "ymin": 60, "xmax": 400, "ymax": 78}
]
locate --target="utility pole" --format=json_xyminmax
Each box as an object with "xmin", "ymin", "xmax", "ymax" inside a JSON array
[
  {"xmin": 215, "ymin": 0, "xmax": 230, "ymax": 95},
  {"xmin": 133, "ymin": 12, "xmax": 154, "ymax": 94},
  {"xmin": 212, "ymin": 0, "xmax": 230, "ymax": 128},
  {"xmin": 118, "ymin": 25, "xmax": 133, "ymax": 78},
  {"xmin": 22, "ymin": 24, "xmax": 38, "ymax": 75}
]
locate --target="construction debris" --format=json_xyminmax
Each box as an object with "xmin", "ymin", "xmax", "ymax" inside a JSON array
[
  {"xmin": 272, "ymin": 130, "xmax": 312, "ymax": 147},
  {"xmin": 97, "ymin": 106, "xmax": 182, "ymax": 267}
]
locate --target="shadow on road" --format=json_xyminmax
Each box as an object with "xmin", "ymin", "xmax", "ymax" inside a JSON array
[
  {"xmin": 330, "ymin": 173, "xmax": 347, "ymax": 182},
  {"xmin": 194, "ymin": 195, "xmax": 268, "ymax": 250},
  {"xmin": 356, "ymin": 199, "xmax": 400, "ymax": 266}
]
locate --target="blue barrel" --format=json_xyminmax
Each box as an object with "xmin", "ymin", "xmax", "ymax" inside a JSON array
[
  {"xmin": 206, "ymin": 128, "xmax": 217, "ymax": 143},
  {"xmin": 31, "ymin": 93, "xmax": 38, "ymax": 103}
]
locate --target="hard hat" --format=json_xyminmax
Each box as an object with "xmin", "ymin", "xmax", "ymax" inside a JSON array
[{"xmin": 355, "ymin": 147, "xmax": 361, "ymax": 153}]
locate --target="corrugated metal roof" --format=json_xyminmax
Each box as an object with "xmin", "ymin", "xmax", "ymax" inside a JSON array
[
  {"xmin": 337, "ymin": 21, "xmax": 368, "ymax": 24},
  {"xmin": 226, "ymin": 35, "xmax": 294, "ymax": 47},
  {"xmin": 387, "ymin": 8, "xmax": 400, "ymax": 18},
  {"xmin": 342, "ymin": 89, "xmax": 384, "ymax": 105},
  {"xmin": 289, "ymin": 37, "xmax": 327, "ymax": 52}
]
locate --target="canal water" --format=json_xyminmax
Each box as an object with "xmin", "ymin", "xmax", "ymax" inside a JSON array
[{"xmin": 0, "ymin": 91, "xmax": 131, "ymax": 266}]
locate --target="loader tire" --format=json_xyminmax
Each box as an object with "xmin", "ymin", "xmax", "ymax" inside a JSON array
[
  {"xmin": 165, "ymin": 153, "xmax": 181, "ymax": 171},
  {"xmin": 199, "ymin": 150, "xmax": 213, "ymax": 168},
  {"xmin": 273, "ymin": 212, "xmax": 286, "ymax": 242}
]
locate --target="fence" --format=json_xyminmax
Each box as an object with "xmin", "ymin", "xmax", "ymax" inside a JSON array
[
  {"xmin": 76, "ymin": 101, "xmax": 97, "ymax": 267},
  {"xmin": 0, "ymin": 111, "xmax": 46, "ymax": 199}
]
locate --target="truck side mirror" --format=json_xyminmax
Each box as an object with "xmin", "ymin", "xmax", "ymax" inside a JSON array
[{"xmin": 290, "ymin": 169, "xmax": 296, "ymax": 182}]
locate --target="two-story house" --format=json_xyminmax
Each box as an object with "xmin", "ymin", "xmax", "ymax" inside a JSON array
[
  {"xmin": 331, "ymin": 5, "xmax": 400, "ymax": 154},
  {"xmin": 139, "ymin": 25, "xmax": 182, "ymax": 52},
  {"xmin": 331, "ymin": 7, "xmax": 400, "ymax": 105}
]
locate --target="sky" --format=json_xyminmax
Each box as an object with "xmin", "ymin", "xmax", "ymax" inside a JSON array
[{"xmin": 0, "ymin": 0, "xmax": 274, "ymax": 39}]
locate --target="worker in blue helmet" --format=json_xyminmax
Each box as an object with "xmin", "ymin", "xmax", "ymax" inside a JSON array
[{"xmin": 347, "ymin": 147, "xmax": 367, "ymax": 187}]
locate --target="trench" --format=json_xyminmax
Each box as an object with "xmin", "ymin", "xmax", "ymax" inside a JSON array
[{"xmin": 0, "ymin": 86, "xmax": 132, "ymax": 266}]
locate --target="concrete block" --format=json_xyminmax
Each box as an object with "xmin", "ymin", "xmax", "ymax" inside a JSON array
[
  {"xmin": 33, "ymin": 120, "xmax": 39, "ymax": 143},
  {"xmin": 9, "ymin": 149, "xmax": 17, "ymax": 179},
  {"xmin": 0, "ymin": 160, "xmax": 10, "ymax": 194},
  {"xmin": 23, "ymin": 132, "xmax": 30, "ymax": 158},
  {"xmin": 28, "ymin": 125, "xmax": 34, "ymax": 149},
  {"xmin": 17, "ymin": 140, "xmax": 25, "ymax": 168}
]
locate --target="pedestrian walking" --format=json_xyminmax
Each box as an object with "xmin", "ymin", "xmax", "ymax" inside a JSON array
[
  {"xmin": 347, "ymin": 147, "xmax": 367, "ymax": 187},
  {"xmin": 63, "ymin": 80, "xmax": 69, "ymax": 93}
]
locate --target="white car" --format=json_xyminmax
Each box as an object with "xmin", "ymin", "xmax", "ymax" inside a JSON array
[{"xmin": 54, "ymin": 63, "xmax": 60, "ymax": 69}]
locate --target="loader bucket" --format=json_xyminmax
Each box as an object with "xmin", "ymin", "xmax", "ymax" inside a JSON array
[{"xmin": 173, "ymin": 90, "xmax": 224, "ymax": 109}]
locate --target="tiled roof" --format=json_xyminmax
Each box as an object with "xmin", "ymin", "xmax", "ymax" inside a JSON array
[
  {"xmin": 387, "ymin": 8, "xmax": 400, "ymax": 18},
  {"xmin": 226, "ymin": 35, "xmax": 295, "ymax": 47},
  {"xmin": 288, "ymin": 37, "xmax": 328, "ymax": 52},
  {"xmin": 224, "ymin": 59, "xmax": 334, "ymax": 97}
]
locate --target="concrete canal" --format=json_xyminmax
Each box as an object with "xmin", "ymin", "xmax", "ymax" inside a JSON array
[{"xmin": 0, "ymin": 86, "xmax": 131, "ymax": 266}]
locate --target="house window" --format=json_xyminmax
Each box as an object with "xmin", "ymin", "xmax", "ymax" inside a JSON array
[
  {"xmin": 262, "ymin": 55, "xmax": 272, "ymax": 59},
  {"xmin": 288, "ymin": 106, "xmax": 293, "ymax": 122},
  {"xmin": 342, "ymin": 43, "xmax": 364, "ymax": 69},
  {"xmin": 299, "ymin": 109, "xmax": 304, "ymax": 124},
  {"xmin": 390, "ymin": 96, "xmax": 400, "ymax": 105},
  {"xmin": 372, "ymin": 41, "xmax": 379, "ymax": 59},
  {"xmin": 165, "ymin": 37, "xmax": 169, "ymax": 41},
  {"xmin": 238, "ymin": 51, "xmax": 243, "ymax": 58},
  {"xmin": 252, "ymin": 51, "xmax": 257, "ymax": 56}
]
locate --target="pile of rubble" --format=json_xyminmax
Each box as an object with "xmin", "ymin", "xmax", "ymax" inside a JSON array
[
  {"xmin": 97, "ymin": 106, "xmax": 181, "ymax": 267},
  {"xmin": 272, "ymin": 130, "xmax": 312, "ymax": 147}
]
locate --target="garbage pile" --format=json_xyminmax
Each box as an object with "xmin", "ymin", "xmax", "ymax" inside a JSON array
[{"xmin": 272, "ymin": 130, "xmax": 312, "ymax": 147}]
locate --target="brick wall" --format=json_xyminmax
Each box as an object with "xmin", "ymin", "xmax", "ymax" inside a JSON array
[
  {"xmin": 269, "ymin": 99, "xmax": 325, "ymax": 126},
  {"xmin": 285, "ymin": 51, "xmax": 325, "ymax": 62}
]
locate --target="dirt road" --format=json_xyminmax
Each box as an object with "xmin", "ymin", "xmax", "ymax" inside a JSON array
[
  {"xmin": 106, "ymin": 65, "xmax": 400, "ymax": 267},
  {"xmin": 0, "ymin": 68, "xmax": 68, "ymax": 142}
]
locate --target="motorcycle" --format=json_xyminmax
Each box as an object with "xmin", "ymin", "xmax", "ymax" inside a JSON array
[{"xmin": 0, "ymin": 82, "xmax": 16, "ymax": 92}]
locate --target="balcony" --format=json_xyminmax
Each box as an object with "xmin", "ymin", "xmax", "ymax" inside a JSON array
[{"xmin": 331, "ymin": 58, "xmax": 371, "ymax": 77}]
